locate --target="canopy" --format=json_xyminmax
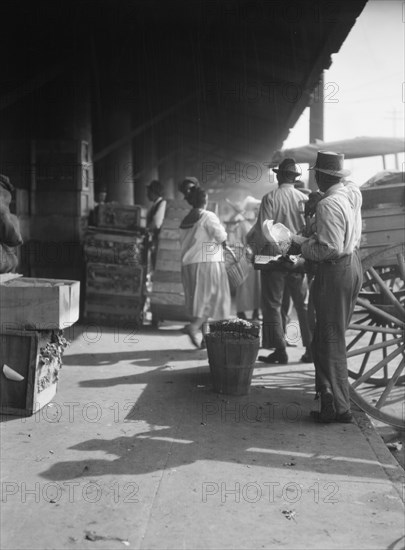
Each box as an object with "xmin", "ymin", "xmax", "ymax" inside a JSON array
[{"xmin": 272, "ymin": 136, "xmax": 405, "ymax": 165}]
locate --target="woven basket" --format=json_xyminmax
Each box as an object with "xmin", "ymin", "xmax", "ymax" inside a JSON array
[
  {"xmin": 224, "ymin": 246, "xmax": 251, "ymax": 292},
  {"xmin": 206, "ymin": 320, "xmax": 260, "ymax": 395}
]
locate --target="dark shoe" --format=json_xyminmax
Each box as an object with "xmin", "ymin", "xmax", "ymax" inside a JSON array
[
  {"xmin": 311, "ymin": 388, "xmax": 336, "ymax": 423},
  {"xmin": 300, "ymin": 349, "xmax": 313, "ymax": 363},
  {"xmin": 258, "ymin": 349, "xmax": 288, "ymax": 364},
  {"xmin": 237, "ymin": 312, "xmax": 247, "ymax": 319},
  {"xmin": 335, "ymin": 411, "xmax": 353, "ymax": 423}
]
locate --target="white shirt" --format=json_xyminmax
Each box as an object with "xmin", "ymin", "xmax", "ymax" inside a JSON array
[
  {"xmin": 148, "ymin": 197, "xmax": 166, "ymax": 230},
  {"xmin": 301, "ymin": 182, "xmax": 362, "ymax": 262},
  {"xmin": 180, "ymin": 210, "xmax": 227, "ymax": 265}
]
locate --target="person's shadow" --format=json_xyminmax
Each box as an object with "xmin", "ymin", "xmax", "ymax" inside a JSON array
[{"xmin": 39, "ymin": 364, "xmax": 387, "ymax": 482}]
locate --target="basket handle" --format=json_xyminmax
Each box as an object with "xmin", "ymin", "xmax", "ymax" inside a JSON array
[{"xmin": 224, "ymin": 245, "xmax": 237, "ymax": 262}]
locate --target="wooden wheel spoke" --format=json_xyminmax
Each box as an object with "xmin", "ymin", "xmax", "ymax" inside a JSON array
[
  {"xmin": 349, "ymin": 314, "xmax": 371, "ymax": 325},
  {"xmin": 368, "ymin": 266, "xmax": 405, "ymax": 319},
  {"xmin": 348, "ymin": 244, "xmax": 405, "ymax": 428},
  {"xmin": 347, "ymin": 324, "xmax": 403, "ymax": 335},
  {"xmin": 346, "ymin": 329, "xmax": 367, "ymax": 351},
  {"xmin": 363, "ymin": 270, "xmax": 379, "ymax": 293},
  {"xmin": 357, "ymin": 297, "xmax": 405, "ymax": 327},
  {"xmin": 396, "ymin": 253, "xmax": 405, "ymax": 283},
  {"xmin": 346, "ymin": 336, "xmax": 402, "ymax": 358},
  {"xmin": 382, "ymin": 333, "xmax": 388, "ymax": 379},
  {"xmin": 375, "ymin": 359, "xmax": 405, "ymax": 408},
  {"xmin": 352, "ymin": 344, "xmax": 405, "ymax": 388},
  {"xmin": 358, "ymin": 332, "xmax": 377, "ymax": 376}
]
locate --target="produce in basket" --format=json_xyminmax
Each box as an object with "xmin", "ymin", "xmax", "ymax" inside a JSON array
[{"xmin": 208, "ymin": 318, "xmax": 260, "ymax": 340}]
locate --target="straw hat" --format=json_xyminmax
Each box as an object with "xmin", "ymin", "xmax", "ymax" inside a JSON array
[{"xmin": 309, "ymin": 151, "xmax": 351, "ymax": 177}]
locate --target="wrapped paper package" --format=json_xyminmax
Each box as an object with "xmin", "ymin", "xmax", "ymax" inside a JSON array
[{"xmin": 262, "ymin": 220, "xmax": 292, "ymax": 256}]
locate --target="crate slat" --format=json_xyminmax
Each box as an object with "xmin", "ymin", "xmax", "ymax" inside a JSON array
[{"xmin": 0, "ymin": 330, "xmax": 61, "ymax": 416}]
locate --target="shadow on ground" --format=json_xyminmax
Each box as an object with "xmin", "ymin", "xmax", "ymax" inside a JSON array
[{"xmin": 38, "ymin": 358, "xmax": 394, "ymax": 483}]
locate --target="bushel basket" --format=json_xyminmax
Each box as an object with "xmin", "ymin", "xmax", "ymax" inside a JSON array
[{"xmin": 206, "ymin": 319, "xmax": 260, "ymax": 395}]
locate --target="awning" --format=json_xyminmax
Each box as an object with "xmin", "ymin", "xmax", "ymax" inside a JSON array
[{"xmin": 272, "ymin": 136, "xmax": 405, "ymax": 165}]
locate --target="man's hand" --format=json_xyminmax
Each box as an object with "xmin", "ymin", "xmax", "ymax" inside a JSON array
[{"xmin": 304, "ymin": 191, "xmax": 323, "ymax": 218}]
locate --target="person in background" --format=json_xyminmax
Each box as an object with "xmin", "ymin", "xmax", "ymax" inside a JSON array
[
  {"xmin": 289, "ymin": 151, "xmax": 362, "ymax": 423},
  {"xmin": 146, "ymin": 180, "xmax": 167, "ymax": 270},
  {"xmin": 281, "ymin": 179, "xmax": 313, "ymax": 358},
  {"xmin": 179, "ymin": 187, "xmax": 231, "ymax": 348},
  {"xmin": 226, "ymin": 196, "xmax": 261, "ymax": 321},
  {"xmin": 247, "ymin": 158, "xmax": 312, "ymax": 364},
  {"xmin": 294, "ymin": 180, "xmax": 311, "ymax": 196},
  {"xmin": 178, "ymin": 176, "xmax": 200, "ymax": 205},
  {"xmin": 0, "ymin": 174, "xmax": 23, "ymax": 273}
]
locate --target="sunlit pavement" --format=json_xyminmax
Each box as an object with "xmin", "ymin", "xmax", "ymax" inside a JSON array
[{"xmin": 1, "ymin": 322, "xmax": 404, "ymax": 550}]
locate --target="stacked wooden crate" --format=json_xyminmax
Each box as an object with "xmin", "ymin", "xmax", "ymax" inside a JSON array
[
  {"xmin": 150, "ymin": 199, "xmax": 190, "ymax": 322},
  {"xmin": 83, "ymin": 203, "xmax": 148, "ymax": 327},
  {"xmin": 0, "ymin": 274, "xmax": 79, "ymax": 415},
  {"xmin": 360, "ymin": 184, "xmax": 405, "ymax": 259},
  {"xmin": 28, "ymin": 139, "xmax": 94, "ymax": 282}
]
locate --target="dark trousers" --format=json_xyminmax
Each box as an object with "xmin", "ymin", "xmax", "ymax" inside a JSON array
[
  {"xmin": 261, "ymin": 270, "xmax": 312, "ymax": 350},
  {"xmin": 311, "ymin": 252, "xmax": 362, "ymax": 414}
]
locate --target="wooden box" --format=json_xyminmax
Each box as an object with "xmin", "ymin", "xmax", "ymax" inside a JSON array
[
  {"xmin": 0, "ymin": 330, "xmax": 63, "ymax": 416},
  {"xmin": 95, "ymin": 203, "xmax": 147, "ymax": 230},
  {"xmin": 83, "ymin": 228, "xmax": 146, "ymax": 266},
  {"xmin": 0, "ymin": 275, "xmax": 80, "ymax": 330},
  {"xmin": 84, "ymin": 293, "xmax": 144, "ymax": 327},
  {"xmin": 360, "ymin": 206, "xmax": 405, "ymax": 259},
  {"xmin": 86, "ymin": 263, "xmax": 144, "ymax": 296}
]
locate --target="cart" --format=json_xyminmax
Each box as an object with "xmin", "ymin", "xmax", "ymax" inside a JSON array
[
  {"xmin": 273, "ymin": 138, "xmax": 405, "ymax": 428},
  {"xmin": 345, "ymin": 182, "xmax": 405, "ymax": 429}
]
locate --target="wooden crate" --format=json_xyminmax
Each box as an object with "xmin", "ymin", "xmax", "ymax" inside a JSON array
[
  {"xmin": 84, "ymin": 293, "xmax": 144, "ymax": 327},
  {"xmin": 29, "ymin": 215, "xmax": 88, "ymax": 241},
  {"xmin": 0, "ymin": 330, "xmax": 63, "ymax": 416},
  {"xmin": 83, "ymin": 228, "xmax": 146, "ymax": 266},
  {"xmin": 95, "ymin": 203, "xmax": 147, "ymax": 230},
  {"xmin": 0, "ymin": 275, "xmax": 80, "ymax": 330},
  {"xmin": 150, "ymin": 199, "xmax": 190, "ymax": 321},
  {"xmin": 360, "ymin": 206, "xmax": 405, "ymax": 259},
  {"xmin": 33, "ymin": 139, "xmax": 93, "ymax": 192},
  {"xmin": 86, "ymin": 262, "xmax": 144, "ymax": 296}
]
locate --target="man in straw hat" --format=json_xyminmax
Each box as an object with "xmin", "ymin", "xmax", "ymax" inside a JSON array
[
  {"xmin": 247, "ymin": 158, "xmax": 312, "ymax": 365},
  {"xmin": 289, "ymin": 151, "xmax": 363, "ymax": 423}
]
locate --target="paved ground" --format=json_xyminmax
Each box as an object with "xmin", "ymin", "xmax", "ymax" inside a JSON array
[{"xmin": 1, "ymin": 322, "xmax": 404, "ymax": 550}]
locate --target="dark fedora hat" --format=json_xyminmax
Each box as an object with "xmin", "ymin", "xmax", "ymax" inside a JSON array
[
  {"xmin": 309, "ymin": 151, "xmax": 350, "ymax": 177},
  {"xmin": 272, "ymin": 158, "xmax": 301, "ymax": 177},
  {"xmin": 182, "ymin": 176, "xmax": 199, "ymax": 186},
  {"xmin": 178, "ymin": 176, "xmax": 200, "ymax": 195},
  {"xmin": 147, "ymin": 179, "xmax": 164, "ymax": 195},
  {"xmin": 0, "ymin": 174, "xmax": 14, "ymax": 193}
]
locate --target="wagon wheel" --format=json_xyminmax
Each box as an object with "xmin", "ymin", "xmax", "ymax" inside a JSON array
[{"xmin": 346, "ymin": 244, "xmax": 405, "ymax": 429}]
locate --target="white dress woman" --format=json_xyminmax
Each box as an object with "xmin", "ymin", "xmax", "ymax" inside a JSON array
[{"xmin": 179, "ymin": 187, "xmax": 231, "ymax": 347}]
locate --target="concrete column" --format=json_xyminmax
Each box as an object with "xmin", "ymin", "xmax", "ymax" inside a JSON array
[
  {"xmin": 309, "ymin": 73, "xmax": 324, "ymax": 191},
  {"xmin": 133, "ymin": 128, "xmax": 159, "ymax": 207},
  {"xmin": 158, "ymin": 153, "xmax": 176, "ymax": 200},
  {"xmin": 103, "ymin": 110, "xmax": 134, "ymax": 205}
]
